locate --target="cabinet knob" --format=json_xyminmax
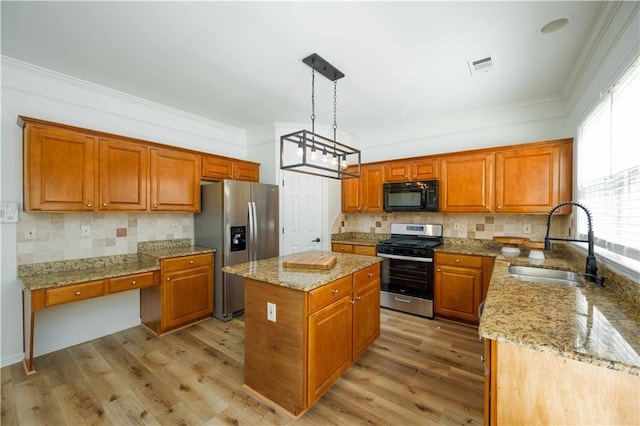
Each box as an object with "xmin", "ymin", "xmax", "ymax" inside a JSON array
[
  {"xmin": 437, "ymin": 269, "xmax": 441, "ymax": 272},
  {"xmin": 153, "ymin": 204, "xmax": 158, "ymax": 208},
  {"xmin": 102, "ymin": 202, "xmax": 108, "ymax": 207},
  {"xmin": 131, "ymin": 280, "xmax": 137, "ymax": 285},
  {"xmin": 332, "ymin": 289, "xmax": 339, "ymax": 294},
  {"xmin": 189, "ymin": 260, "xmax": 194, "ymax": 264},
  {"xmin": 497, "ymin": 206, "xmax": 502, "ymax": 209},
  {"xmin": 86, "ymin": 203, "xmax": 92, "ymax": 208},
  {"xmin": 455, "ymin": 259, "xmax": 460, "ymax": 263},
  {"xmin": 367, "ymin": 272, "xmax": 373, "ymax": 277},
  {"xmin": 355, "ymin": 296, "xmax": 362, "ymax": 301},
  {"xmin": 75, "ymin": 291, "xmax": 82, "ymax": 296},
  {"xmin": 166, "ymin": 277, "xmax": 171, "ymax": 281}
]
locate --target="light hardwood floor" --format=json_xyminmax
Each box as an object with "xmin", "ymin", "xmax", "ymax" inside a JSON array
[{"xmin": 1, "ymin": 308, "xmax": 484, "ymax": 425}]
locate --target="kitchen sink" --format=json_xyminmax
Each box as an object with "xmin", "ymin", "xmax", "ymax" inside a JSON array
[{"xmin": 508, "ymin": 265, "xmax": 583, "ymax": 287}]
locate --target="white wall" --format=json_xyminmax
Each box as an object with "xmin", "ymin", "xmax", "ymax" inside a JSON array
[{"xmin": 0, "ymin": 57, "xmax": 249, "ymax": 367}]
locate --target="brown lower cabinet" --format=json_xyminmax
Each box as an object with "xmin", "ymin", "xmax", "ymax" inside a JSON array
[
  {"xmin": 434, "ymin": 252, "xmax": 493, "ymax": 324},
  {"xmin": 244, "ymin": 263, "xmax": 380, "ymax": 418},
  {"xmin": 331, "ymin": 242, "xmax": 377, "ymax": 256},
  {"xmin": 141, "ymin": 252, "xmax": 213, "ymax": 335}
]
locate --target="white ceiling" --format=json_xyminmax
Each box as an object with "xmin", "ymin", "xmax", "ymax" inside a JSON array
[{"xmin": 1, "ymin": 1, "xmax": 604, "ymax": 136}]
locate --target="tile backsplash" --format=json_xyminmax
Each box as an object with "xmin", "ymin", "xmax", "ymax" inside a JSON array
[
  {"xmin": 17, "ymin": 212, "xmax": 193, "ymax": 265},
  {"xmin": 332, "ymin": 212, "xmax": 570, "ymax": 243}
]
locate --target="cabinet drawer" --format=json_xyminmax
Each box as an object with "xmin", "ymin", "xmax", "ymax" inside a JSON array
[
  {"xmin": 309, "ymin": 275, "xmax": 353, "ymax": 313},
  {"xmin": 353, "ymin": 263, "xmax": 380, "ymax": 289},
  {"xmin": 163, "ymin": 253, "xmax": 213, "ymax": 272},
  {"xmin": 109, "ymin": 271, "xmax": 157, "ymax": 293},
  {"xmin": 353, "ymin": 245, "xmax": 376, "ymax": 256},
  {"xmin": 332, "ymin": 243, "xmax": 353, "ymax": 254},
  {"xmin": 45, "ymin": 280, "xmax": 106, "ymax": 307},
  {"xmin": 436, "ymin": 252, "xmax": 483, "ymax": 269}
]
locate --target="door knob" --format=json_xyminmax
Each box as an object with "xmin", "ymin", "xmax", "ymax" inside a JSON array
[{"xmin": 311, "ymin": 237, "xmax": 320, "ymax": 243}]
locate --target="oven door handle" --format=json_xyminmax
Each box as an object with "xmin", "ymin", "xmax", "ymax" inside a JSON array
[{"xmin": 376, "ymin": 253, "xmax": 433, "ymax": 262}]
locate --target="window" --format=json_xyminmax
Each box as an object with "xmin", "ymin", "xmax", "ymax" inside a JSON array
[{"xmin": 577, "ymin": 55, "xmax": 640, "ymax": 278}]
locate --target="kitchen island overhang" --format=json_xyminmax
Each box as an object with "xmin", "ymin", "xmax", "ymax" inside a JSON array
[{"xmin": 223, "ymin": 251, "xmax": 382, "ymax": 418}]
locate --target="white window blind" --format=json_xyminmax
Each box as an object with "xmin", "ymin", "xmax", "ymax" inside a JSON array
[{"xmin": 577, "ymin": 55, "xmax": 640, "ymax": 264}]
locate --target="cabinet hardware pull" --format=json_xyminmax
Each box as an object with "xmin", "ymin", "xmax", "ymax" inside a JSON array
[
  {"xmin": 166, "ymin": 277, "xmax": 171, "ymax": 281},
  {"xmin": 189, "ymin": 260, "xmax": 194, "ymax": 264},
  {"xmin": 131, "ymin": 280, "xmax": 137, "ymax": 285},
  {"xmin": 75, "ymin": 291, "xmax": 81, "ymax": 296},
  {"xmin": 437, "ymin": 269, "xmax": 441, "ymax": 272},
  {"xmin": 455, "ymin": 259, "xmax": 460, "ymax": 263},
  {"xmin": 102, "ymin": 202, "xmax": 108, "ymax": 207},
  {"xmin": 332, "ymin": 289, "xmax": 339, "ymax": 294},
  {"xmin": 355, "ymin": 296, "xmax": 362, "ymax": 301},
  {"xmin": 367, "ymin": 272, "xmax": 373, "ymax": 277},
  {"xmin": 153, "ymin": 204, "xmax": 158, "ymax": 208},
  {"xmin": 497, "ymin": 206, "xmax": 502, "ymax": 209},
  {"xmin": 86, "ymin": 203, "xmax": 92, "ymax": 208}
]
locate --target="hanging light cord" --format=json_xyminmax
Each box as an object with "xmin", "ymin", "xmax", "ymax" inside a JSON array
[
  {"xmin": 333, "ymin": 80, "xmax": 338, "ymax": 142},
  {"xmin": 311, "ymin": 68, "xmax": 316, "ymax": 137}
]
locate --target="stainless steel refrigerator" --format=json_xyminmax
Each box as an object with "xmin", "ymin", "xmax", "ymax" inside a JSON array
[{"xmin": 194, "ymin": 181, "xmax": 279, "ymax": 321}]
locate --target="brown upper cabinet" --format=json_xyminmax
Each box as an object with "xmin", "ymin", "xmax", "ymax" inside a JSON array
[
  {"xmin": 494, "ymin": 140, "xmax": 572, "ymax": 213},
  {"xmin": 440, "ymin": 152, "xmax": 494, "ymax": 213},
  {"xmin": 202, "ymin": 155, "xmax": 259, "ymax": 182},
  {"xmin": 384, "ymin": 158, "xmax": 439, "ymax": 182},
  {"xmin": 150, "ymin": 148, "xmax": 201, "ymax": 212},
  {"xmin": 99, "ymin": 138, "xmax": 148, "ymax": 211},
  {"xmin": 341, "ymin": 165, "xmax": 384, "ymax": 213},
  {"xmin": 20, "ymin": 116, "xmax": 258, "ymax": 212}
]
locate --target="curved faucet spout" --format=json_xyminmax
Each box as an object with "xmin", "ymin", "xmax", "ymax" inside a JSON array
[{"xmin": 544, "ymin": 201, "xmax": 604, "ymax": 286}]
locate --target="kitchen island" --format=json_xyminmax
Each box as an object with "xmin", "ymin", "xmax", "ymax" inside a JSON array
[{"xmin": 223, "ymin": 251, "xmax": 382, "ymax": 418}]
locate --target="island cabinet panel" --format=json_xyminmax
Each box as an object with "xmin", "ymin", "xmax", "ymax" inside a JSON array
[
  {"xmin": 331, "ymin": 243, "xmax": 354, "ymax": 254},
  {"xmin": 490, "ymin": 341, "xmax": 640, "ymax": 425},
  {"xmin": 99, "ymin": 138, "xmax": 148, "ymax": 211},
  {"xmin": 243, "ymin": 261, "xmax": 381, "ymax": 418},
  {"xmin": 244, "ymin": 278, "xmax": 306, "ymax": 416},
  {"xmin": 308, "ymin": 294, "xmax": 353, "ymax": 403},
  {"xmin": 23, "ymin": 124, "xmax": 96, "ymax": 211},
  {"xmin": 440, "ymin": 153, "xmax": 493, "ymax": 213},
  {"xmin": 332, "ymin": 243, "xmax": 377, "ymax": 256},
  {"xmin": 150, "ymin": 148, "xmax": 201, "ymax": 212}
]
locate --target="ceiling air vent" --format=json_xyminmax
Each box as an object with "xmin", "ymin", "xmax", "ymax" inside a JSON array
[{"xmin": 468, "ymin": 56, "xmax": 493, "ymax": 75}]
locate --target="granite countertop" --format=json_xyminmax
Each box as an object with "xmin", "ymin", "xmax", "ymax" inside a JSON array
[
  {"xmin": 222, "ymin": 250, "xmax": 382, "ymax": 291},
  {"xmin": 331, "ymin": 234, "xmax": 639, "ymax": 375},
  {"xmin": 18, "ymin": 239, "xmax": 215, "ymax": 291},
  {"xmin": 331, "ymin": 232, "xmax": 389, "ymax": 247}
]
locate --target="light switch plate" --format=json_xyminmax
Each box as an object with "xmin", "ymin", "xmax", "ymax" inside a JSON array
[{"xmin": 0, "ymin": 202, "xmax": 19, "ymax": 223}]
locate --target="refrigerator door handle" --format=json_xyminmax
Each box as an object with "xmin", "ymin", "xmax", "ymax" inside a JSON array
[
  {"xmin": 247, "ymin": 201, "xmax": 254, "ymax": 262},
  {"xmin": 251, "ymin": 201, "xmax": 258, "ymax": 261}
]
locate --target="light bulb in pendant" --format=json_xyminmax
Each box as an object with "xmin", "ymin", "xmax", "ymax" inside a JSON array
[
  {"xmin": 310, "ymin": 144, "xmax": 317, "ymax": 160},
  {"xmin": 322, "ymin": 147, "xmax": 328, "ymax": 163},
  {"xmin": 340, "ymin": 154, "xmax": 348, "ymax": 170},
  {"xmin": 331, "ymin": 152, "xmax": 338, "ymax": 166},
  {"xmin": 296, "ymin": 139, "xmax": 304, "ymax": 157}
]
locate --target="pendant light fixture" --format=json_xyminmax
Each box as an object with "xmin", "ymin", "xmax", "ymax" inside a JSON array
[{"xmin": 280, "ymin": 53, "xmax": 361, "ymax": 179}]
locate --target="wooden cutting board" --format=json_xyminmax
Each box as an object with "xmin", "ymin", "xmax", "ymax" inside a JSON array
[{"xmin": 283, "ymin": 253, "xmax": 337, "ymax": 270}]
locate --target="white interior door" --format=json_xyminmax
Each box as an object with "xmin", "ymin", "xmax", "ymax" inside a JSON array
[{"xmin": 282, "ymin": 170, "xmax": 325, "ymax": 255}]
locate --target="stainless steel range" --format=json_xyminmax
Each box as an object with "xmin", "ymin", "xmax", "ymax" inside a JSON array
[{"xmin": 376, "ymin": 223, "xmax": 443, "ymax": 318}]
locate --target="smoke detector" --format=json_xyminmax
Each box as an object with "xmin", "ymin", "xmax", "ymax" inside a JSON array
[{"xmin": 468, "ymin": 56, "xmax": 493, "ymax": 75}]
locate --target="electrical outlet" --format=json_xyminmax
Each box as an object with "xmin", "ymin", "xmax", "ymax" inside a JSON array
[
  {"xmin": 523, "ymin": 224, "xmax": 532, "ymax": 234},
  {"xmin": 267, "ymin": 302, "xmax": 276, "ymax": 322},
  {"xmin": 24, "ymin": 228, "xmax": 36, "ymax": 240},
  {"xmin": 80, "ymin": 224, "xmax": 92, "ymax": 236}
]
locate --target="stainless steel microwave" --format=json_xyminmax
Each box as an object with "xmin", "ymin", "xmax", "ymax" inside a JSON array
[{"xmin": 383, "ymin": 180, "xmax": 439, "ymax": 212}]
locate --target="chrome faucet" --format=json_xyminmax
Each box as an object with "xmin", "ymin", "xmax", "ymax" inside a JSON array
[{"xmin": 544, "ymin": 201, "xmax": 604, "ymax": 286}]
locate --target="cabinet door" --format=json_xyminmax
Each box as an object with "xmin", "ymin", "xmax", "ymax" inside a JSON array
[
  {"xmin": 150, "ymin": 148, "xmax": 201, "ymax": 211},
  {"xmin": 234, "ymin": 161, "xmax": 260, "ymax": 182},
  {"xmin": 202, "ymin": 156, "xmax": 234, "ymax": 180},
  {"xmin": 308, "ymin": 295, "xmax": 353, "ymax": 404},
  {"xmin": 24, "ymin": 126, "xmax": 96, "ymax": 211},
  {"xmin": 495, "ymin": 142, "xmax": 572, "ymax": 213},
  {"xmin": 99, "ymin": 138, "xmax": 148, "ymax": 211},
  {"xmin": 412, "ymin": 158, "xmax": 439, "ymax": 180},
  {"xmin": 440, "ymin": 153, "xmax": 493, "ymax": 212},
  {"xmin": 162, "ymin": 265, "xmax": 213, "ymax": 330},
  {"xmin": 352, "ymin": 279, "xmax": 380, "ymax": 360},
  {"xmin": 361, "ymin": 165, "xmax": 384, "ymax": 212},
  {"xmin": 384, "ymin": 162, "xmax": 411, "ymax": 182},
  {"xmin": 434, "ymin": 264, "xmax": 482, "ymax": 322},
  {"xmin": 341, "ymin": 166, "xmax": 361, "ymax": 212}
]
